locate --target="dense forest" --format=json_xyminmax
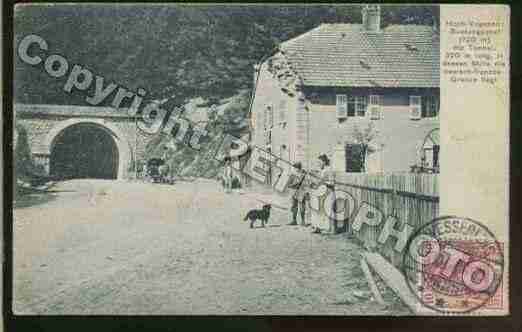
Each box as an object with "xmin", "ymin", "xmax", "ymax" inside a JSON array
[
  {"xmin": 15, "ymin": 4, "xmax": 438, "ymax": 107},
  {"xmin": 14, "ymin": 4, "xmax": 439, "ymax": 180}
]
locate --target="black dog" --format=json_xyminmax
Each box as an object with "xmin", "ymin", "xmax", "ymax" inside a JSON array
[{"xmin": 243, "ymin": 204, "xmax": 271, "ymax": 228}]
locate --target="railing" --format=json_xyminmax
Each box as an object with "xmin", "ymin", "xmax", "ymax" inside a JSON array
[{"xmin": 334, "ymin": 172, "xmax": 439, "ymax": 268}]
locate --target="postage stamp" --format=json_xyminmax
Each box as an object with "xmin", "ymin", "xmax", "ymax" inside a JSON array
[
  {"xmin": 9, "ymin": 3, "xmax": 509, "ymax": 319},
  {"xmin": 403, "ymin": 216, "xmax": 504, "ymax": 314}
]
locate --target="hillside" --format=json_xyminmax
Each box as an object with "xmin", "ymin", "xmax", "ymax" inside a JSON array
[
  {"xmin": 15, "ymin": 5, "xmax": 438, "ymax": 105},
  {"xmin": 14, "ymin": 4, "xmax": 439, "ymax": 178}
]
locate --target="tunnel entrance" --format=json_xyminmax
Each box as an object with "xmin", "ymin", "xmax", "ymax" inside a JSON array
[{"xmin": 50, "ymin": 123, "xmax": 119, "ymax": 180}]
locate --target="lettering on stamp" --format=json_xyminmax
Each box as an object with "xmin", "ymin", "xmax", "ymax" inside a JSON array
[{"xmin": 402, "ymin": 216, "xmax": 504, "ymax": 314}]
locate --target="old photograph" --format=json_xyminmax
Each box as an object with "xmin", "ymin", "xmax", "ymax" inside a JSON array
[{"xmin": 10, "ymin": 4, "xmax": 509, "ymax": 316}]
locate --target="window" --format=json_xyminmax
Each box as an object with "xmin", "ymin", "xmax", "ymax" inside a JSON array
[
  {"xmin": 278, "ymin": 99, "xmax": 287, "ymax": 123},
  {"xmin": 368, "ymin": 95, "xmax": 381, "ymax": 119},
  {"xmin": 345, "ymin": 144, "xmax": 365, "ymax": 172},
  {"xmin": 404, "ymin": 43, "xmax": 418, "ymax": 52},
  {"xmin": 348, "ymin": 96, "xmax": 368, "ymax": 117},
  {"xmin": 422, "ymin": 95, "xmax": 439, "ymax": 118},
  {"xmin": 421, "ymin": 129, "xmax": 440, "ymax": 173},
  {"xmin": 410, "ymin": 96, "xmax": 422, "ymax": 120},
  {"xmin": 422, "ymin": 144, "xmax": 439, "ymax": 172},
  {"xmin": 336, "ymin": 94, "xmax": 348, "ymax": 118}
]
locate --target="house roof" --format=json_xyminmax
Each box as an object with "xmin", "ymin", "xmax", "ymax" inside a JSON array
[{"xmin": 280, "ymin": 23, "xmax": 439, "ymax": 88}]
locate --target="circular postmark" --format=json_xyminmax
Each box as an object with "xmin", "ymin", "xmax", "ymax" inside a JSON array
[{"xmin": 402, "ymin": 216, "xmax": 504, "ymax": 314}]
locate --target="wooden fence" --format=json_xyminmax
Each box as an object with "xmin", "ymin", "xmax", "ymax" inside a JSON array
[{"xmin": 333, "ymin": 172, "xmax": 439, "ymax": 269}]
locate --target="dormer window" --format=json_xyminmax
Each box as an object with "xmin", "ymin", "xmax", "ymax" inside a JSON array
[
  {"xmin": 405, "ymin": 44, "xmax": 418, "ymax": 52},
  {"xmin": 359, "ymin": 60, "xmax": 371, "ymax": 70},
  {"xmin": 337, "ymin": 95, "xmax": 371, "ymax": 118}
]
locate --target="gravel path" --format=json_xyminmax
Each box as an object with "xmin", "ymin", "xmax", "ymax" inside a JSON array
[{"xmin": 13, "ymin": 179, "xmax": 409, "ymax": 315}]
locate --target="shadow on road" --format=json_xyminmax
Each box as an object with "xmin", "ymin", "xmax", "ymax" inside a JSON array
[{"xmin": 13, "ymin": 186, "xmax": 74, "ymax": 209}]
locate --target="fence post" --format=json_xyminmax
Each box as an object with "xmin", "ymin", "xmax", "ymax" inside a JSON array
[{"xmin": 336, "ymin": 172, "xmax": 439, "ymax": 269}]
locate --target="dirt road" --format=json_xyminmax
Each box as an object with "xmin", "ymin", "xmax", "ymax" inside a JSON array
[{"xmin": 13, "ymin": 179, "xmax": 409, "ymax": 315}]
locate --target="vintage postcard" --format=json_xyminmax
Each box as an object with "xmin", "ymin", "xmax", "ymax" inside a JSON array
[{"xmin": 10, "ymin": 4, "xmax": 509, "ymax": 316}]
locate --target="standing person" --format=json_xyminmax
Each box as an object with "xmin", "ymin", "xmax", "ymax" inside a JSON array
[
  {"xmin": 222, "ymin": 156, "xmax": 233, "ymax": 193},
  {"xmin": 311, "ymin": 154, "xmax": 336, "ymax": 234},
  {"xmin": 229, "ymin": 140, "xmax": 250, "ymax": 189},
  {"xmin": 287, "ymin": 162, "xmax": 309, "ymax": 226}
]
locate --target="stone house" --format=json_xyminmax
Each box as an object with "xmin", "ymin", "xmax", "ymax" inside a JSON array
[{"xmin": 250, "ymin": 5, "xmax": 440, "ymax": 178}]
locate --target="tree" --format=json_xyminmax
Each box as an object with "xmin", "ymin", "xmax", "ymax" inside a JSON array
[{"xmin": 14, "ymin": 5, "xmax": 438, "ymax": 107}]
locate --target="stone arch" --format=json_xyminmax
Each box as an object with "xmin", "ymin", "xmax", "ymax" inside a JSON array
[{"xmin": 44, "ymin": 118, "xmax": 132, "ymax": 180}]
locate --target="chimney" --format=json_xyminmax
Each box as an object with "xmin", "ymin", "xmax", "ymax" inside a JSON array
[{"xmin": 362, "ymin": 5, "xmax": 381, "ymax": 33}]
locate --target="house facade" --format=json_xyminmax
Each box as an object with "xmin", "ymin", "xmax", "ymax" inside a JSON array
[{"xmin": 250, "ymin": 5, "xmax": 440, "ymax": 180}]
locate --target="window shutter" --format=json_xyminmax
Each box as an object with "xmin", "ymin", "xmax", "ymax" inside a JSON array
[
  {"xmin": 433, "ymin": 96, "xmax": 440, "ymax": 116},
  {"xmin": 369, "ymin": 95, "xmax": 381, "ymax": 119},
  {"xmin": 431, "ymin": 96, "xmax": 439, "ymax": 118},
  {"xmin": 423, "ymin": 95, "xmax": 439, "ymax": 118},
  {"xmin": 410, "ymin": 96, "xmax": 422, "ymax": 120},
  {"xmin": 336, "ymin": 94, "xmax": 348, "ymax": 118}
]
